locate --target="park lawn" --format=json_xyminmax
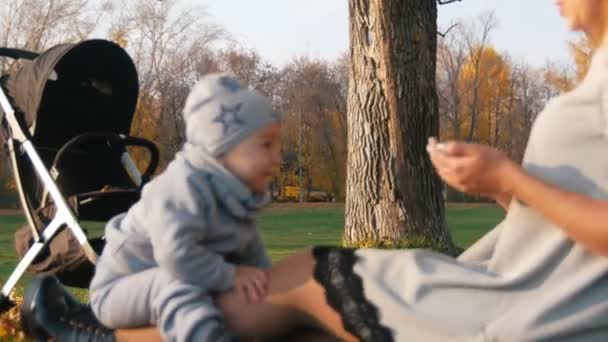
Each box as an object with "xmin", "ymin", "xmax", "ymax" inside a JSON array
[
  {"xmin": 0, "ymin": 204, "xmax": 504, "ymax": 341},
  {"xmin": 0, "ymin": 204, "xmax": 505, "ymax": 283}
]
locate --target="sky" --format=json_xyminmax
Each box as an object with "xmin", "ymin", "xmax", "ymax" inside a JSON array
[{"xmin": 198, "ymin": 0, "xmax": 579, "ymax": 68}]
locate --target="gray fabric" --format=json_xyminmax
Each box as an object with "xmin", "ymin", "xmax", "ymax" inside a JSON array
[
  {"xmin": 353, "ymin": 46, "xmax": 608, "ymax": 341},
  {"xmin": 90, "ymin": 143, "xmax": 271, "ymax": 342},
  {"xmin": 183, "ymin": 72, "xmax": 280, "ymax": 156},
  {"xmin": 90, "ymin": 267, "xmax": 234, "ymax": 342}
]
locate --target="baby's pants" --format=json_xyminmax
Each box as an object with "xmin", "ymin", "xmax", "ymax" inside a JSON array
[{"xmin": 90, "ymin": 266, "xmax": 227, "ymax": 342}]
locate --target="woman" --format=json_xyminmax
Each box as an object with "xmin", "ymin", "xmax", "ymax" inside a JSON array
[{"xmin": 20, "ymin": 0, "xmax": 608, "ymax": 341}]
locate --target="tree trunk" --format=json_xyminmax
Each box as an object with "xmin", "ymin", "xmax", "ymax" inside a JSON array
[{"xmin": 344, "ymin": 0, "xmax": 456, "ymax": 254}]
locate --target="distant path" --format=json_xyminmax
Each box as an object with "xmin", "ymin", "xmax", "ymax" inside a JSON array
[
  {"xmin": 0, "ymin": 209, "xmax": 21, "ymax": 216},
  {"xmin": 267, "ymin": 202, "xmax": 345, "ymax": 211},
  {"xmin": 265, "ymin": 202, "xmax": 496, "ymax": 211}
]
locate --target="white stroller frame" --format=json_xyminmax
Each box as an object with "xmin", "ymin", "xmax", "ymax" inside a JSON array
[{"xmin": 0, "ymin": 44, "xmax": 152, "ymax": 313}]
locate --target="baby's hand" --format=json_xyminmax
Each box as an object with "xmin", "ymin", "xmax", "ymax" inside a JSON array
[{"xmin": 234, "ymin": 266, "xmax": 268, "ymax": 303}]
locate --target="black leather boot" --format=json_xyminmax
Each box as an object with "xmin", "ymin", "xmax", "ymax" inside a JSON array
[{"xmin": 20, "ymin": 275, "xmax": 116, "ymax": 342}]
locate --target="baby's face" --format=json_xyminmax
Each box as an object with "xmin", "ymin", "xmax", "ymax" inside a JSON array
[{"xmin": 220, "ymin": 123, "xmax": 282, "ymax": 193}]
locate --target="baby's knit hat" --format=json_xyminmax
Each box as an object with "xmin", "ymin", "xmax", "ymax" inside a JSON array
[{"xmin": 183, "ymin": 72, "xmax": 280, "ymax": 156}]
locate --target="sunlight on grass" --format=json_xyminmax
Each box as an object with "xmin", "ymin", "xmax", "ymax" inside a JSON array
[{"xmin": 0, "ymin": 204, "xmax": 504, "ymax": 341}]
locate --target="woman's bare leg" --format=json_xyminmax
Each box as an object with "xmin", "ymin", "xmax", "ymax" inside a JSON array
[
  {"xmin": 218, "ymin": 248, "xmax": 356, "ymax": 341},
  {"xmin": 115, "ymin": 327, "xmax": 164, "ymax": 342},
  {"xmin": 116, "ymin": 249, "xmax": 357, "ymax": 341}
]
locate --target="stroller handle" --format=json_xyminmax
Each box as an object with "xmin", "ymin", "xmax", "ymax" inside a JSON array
[
  {"xmin": 118, "ymin": 135, "xmax": 160, "ymax": 183},
  {"xmin": 53, "ymin": 132, "xmax": 160, "ymax": 185},
  {"xmin": 0, "ymin": 47, "xmax": 39, "ymax": 60}
]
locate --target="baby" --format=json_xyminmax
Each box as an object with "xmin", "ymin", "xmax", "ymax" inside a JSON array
[{"xmin": 89, "ymin": 73, "xmax": 281, "ymax": 341}]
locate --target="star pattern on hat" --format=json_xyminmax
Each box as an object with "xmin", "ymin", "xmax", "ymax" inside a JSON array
[{"xmin": 213, "ymin": 103, "xmax": 245, "ymax": 135}]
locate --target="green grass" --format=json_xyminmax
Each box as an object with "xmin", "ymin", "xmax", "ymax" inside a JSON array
[
  {"xmin": 0, "ymin": 204, "xmax": 504, "ymax": 341},
  {"xmin": 0, "ymin": 204, "xmax": 505, "ymax": 287}
]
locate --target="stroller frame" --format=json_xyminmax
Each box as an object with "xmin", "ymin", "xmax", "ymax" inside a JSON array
[
  {"xmin": 0, "ymin": 45, "xmax": 155, "ymax": 313},
  {"xmin": 0, "ymin": 76, "xmax": 98, "ymax": 312}
]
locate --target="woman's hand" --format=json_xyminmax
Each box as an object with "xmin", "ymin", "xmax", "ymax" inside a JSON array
[{"xmin": 426, "ymin": 137, "xmax": 521, "ymax": 201}]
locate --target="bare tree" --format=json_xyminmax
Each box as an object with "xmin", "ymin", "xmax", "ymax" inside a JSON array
[
  {"xmin": 105, "ymin": 0, "xmax": 227, "ymax": 168},
  {"xmin": 0, "ymin": 0, "xmax": 108, "ymax": 73},
  {"xmin": 436, "ymin": 12, "xmax": 499, "ymax": 145},
  {"xmin": 216, "ymin": 45, "xmax": 281, "ymax": 101},
  {"xmin": 437, "ymin": 19, "xmax": 467, "ymax": 140},
  {"xmin": 277, "ymin": 56, "xmax": 347, "ymax": 201},
  {"xmin": 460, "ymin": 12, "xmax": 497, "ymax": 142},
  {"xmin": 512, "ymin": 61, "xmax": 545, "ymax": 161},
  {"xmin": 542, "ymin": 61, "xmax": 575, "ymax": 99}
]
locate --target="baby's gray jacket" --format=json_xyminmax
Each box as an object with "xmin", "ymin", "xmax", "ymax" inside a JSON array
[{"xmin": 100, "ymin": 145, "xmax": 271, "ymax": 292}]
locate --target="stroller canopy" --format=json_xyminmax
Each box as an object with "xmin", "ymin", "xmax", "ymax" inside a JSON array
[{"xmin": 1, "ymin": 39, "xmax": 138, "ymax": 148}]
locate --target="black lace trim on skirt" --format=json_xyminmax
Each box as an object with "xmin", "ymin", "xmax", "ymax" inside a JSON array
[{"xmin": 312, "ymin": 247, "xmax": 393, "ymax": 342}]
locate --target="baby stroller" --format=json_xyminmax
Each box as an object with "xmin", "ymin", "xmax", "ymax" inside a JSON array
[{"xmin": 0, "ymin": 39, "xmax": 159, "ymax": 314}]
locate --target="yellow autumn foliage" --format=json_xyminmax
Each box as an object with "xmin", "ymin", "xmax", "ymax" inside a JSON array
[
  {"xmin": 454, "ymin": 46, "xmax": 512, "ymax": 144},
  {"xmin": 569, "ymin": 36, "xmax": 593, "ymax": 83},
  {"xmin": 0, "ymin": 288, "xmax": 27, "ymax": 341}
]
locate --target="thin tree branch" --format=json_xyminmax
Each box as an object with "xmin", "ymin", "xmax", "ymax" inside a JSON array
[{"xmin": 437, "ymin": 23, "xmax": 458, "ymax": 38}]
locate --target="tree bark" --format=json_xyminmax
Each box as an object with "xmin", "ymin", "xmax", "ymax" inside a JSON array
[{"xmin": 344, "ymin": 0, "xmax": 456, "ymax": 254}]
